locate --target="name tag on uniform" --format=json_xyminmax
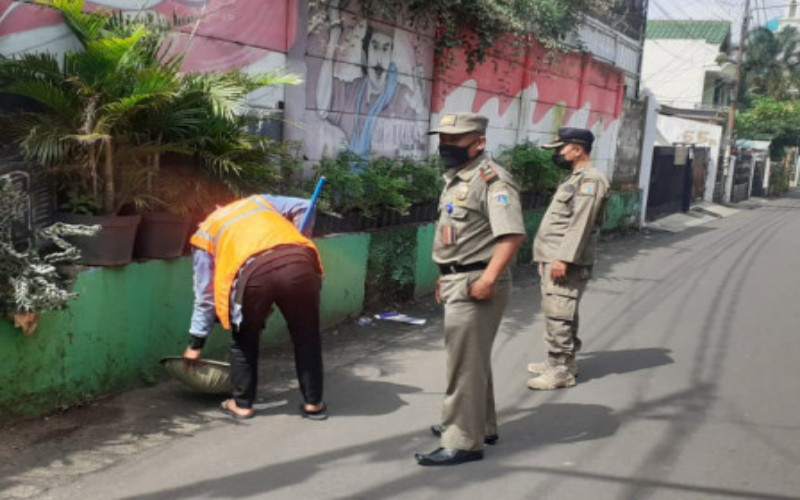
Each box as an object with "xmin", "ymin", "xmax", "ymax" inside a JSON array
[{"xmin": 441, "ymin": 224, "xmax": 458, "ymax": 245}]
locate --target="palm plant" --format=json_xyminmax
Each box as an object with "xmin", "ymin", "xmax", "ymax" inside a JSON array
[
  {"xmin": 0, "ymin": 0, "xmax": 300, "ymax": 215},
  {"xmin": 742, "ymin": 26, "xmax": 800, "ymax": 104}
]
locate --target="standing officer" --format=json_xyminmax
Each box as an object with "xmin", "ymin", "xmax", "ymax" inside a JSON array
[
  {"xmin": 527, "ymin": 127, "xmax": 609, "ymax": 391},
  {"xmin": 182, "ymin": 195, "xmax": 328, "ymax": 420},
  {"xmin": 415, "ymin": 113, "xmax": 525, "ymax": 466}
]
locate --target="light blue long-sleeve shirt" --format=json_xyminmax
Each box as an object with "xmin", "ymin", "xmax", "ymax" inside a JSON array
[{"xmin": 188, "ymin": 195, "xmax": 313, "ymax": 337}]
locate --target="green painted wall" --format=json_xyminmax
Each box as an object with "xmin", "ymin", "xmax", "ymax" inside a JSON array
[
  {"xmin": 603, "ymin": 189, "xmax": 641, "ymax": 231},
  {"xmin": 414, "ymin": 223, "xmax": 438, "ymax": 298},
  {"xmin": 0, "ymin": 260, "xmax": 212, "ymax": 419},
  {"xmin": 316, "ymin": 233, "xmax": 370, "ymax": 327},
  {"xmin": 0, "ymin": 233, "xmax": 371, "ymax": 420}
]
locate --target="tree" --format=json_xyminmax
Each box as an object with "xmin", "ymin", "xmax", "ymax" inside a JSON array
[
  {"xmin": 735, "ymin": 96, "xmax": 800, "ymax": 156},
  {"xmin": 742, "ymin": 26, "xmax": 800, "ymax": 103}
]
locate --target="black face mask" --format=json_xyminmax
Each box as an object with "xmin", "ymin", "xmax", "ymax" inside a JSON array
[
  {"xmin": 439, "ymin": 141, "xmax": 478, "ymax": 168},
  {"xmin": 552, "ymin": 152, "xmax": 573, "ymax": 170}
]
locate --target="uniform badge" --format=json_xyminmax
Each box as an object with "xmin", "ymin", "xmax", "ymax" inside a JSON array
[
  {"xmin": 578, "ymin": 181, "xmax": 596, "ymax": 196},
  {"xmin": 493, "ymin": 190, "xmax": 511, "ymax": 206},
  {"xmin": 478, "ymin": 164, "xmax": 499, "ymax": 183},
  {"xmin": 456, "ymin": 187, "xmax": 469, "ymax": 200}
]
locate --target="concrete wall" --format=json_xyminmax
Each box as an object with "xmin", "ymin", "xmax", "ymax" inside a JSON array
[{"xmin": 0, "ymin": 0, "xmax": 634, "ymax": 183}]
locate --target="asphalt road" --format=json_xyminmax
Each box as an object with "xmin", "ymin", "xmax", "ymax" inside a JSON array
[{"xmin": 3, "ymin": 193, "xmax": 800, "ymax": 500}]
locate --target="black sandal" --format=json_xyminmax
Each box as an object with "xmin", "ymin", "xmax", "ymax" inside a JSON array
[{"xmin": 299, "ymin": 403, "xmax": 328, "ymax": 421}]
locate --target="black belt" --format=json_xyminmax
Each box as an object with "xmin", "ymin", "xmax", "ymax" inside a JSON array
[{"xmin": 438, "ymin": 262, "xmax": 488, "ymax": 275}]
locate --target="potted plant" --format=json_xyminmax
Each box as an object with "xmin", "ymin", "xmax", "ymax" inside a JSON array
[
  {"xmin": 0, "ymin": 2, "xmax": 181, "ymax": 264},
  {"xmin": 133, "ymin": 163, "xmax": 236, "ymax": 260},
  {"xmin": 0, "ymin": 0, "xmax": 301, "ymax": 264},
  {"xmin": 0, "ymin": 176, "xmax": 97, "ymax": 335}
]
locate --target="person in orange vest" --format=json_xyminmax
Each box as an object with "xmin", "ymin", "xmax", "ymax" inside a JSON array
[{"xmin": 182, "ymin": 195, "xmax": 327, "ymax": 420}]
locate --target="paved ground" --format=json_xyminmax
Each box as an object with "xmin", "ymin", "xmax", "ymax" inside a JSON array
[{"xmin": 2, "ymin": 193, "xmax": 800, "ymax": 500}]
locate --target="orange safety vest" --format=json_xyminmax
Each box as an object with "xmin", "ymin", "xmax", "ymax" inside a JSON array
[{"xmin": 190, "ymin": 195, "xmax": 323, "ymax": 330}]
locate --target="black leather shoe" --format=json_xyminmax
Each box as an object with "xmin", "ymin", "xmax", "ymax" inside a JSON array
[
  {"xmin": 430, "ymin": 424, "xmax": 499, "ymax": 445},
  {"xmin": 415, "ymin": 447, "xmax": 484, "ymax": 466}
]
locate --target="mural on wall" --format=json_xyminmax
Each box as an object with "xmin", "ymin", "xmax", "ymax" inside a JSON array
[
  {"xmin": 1, "ymin": 0, "xmax": 634, "ymax": 181},
  {"xmin": 431, "ymin": 42, "xmax": 626, "ymax": 177},
  {"xmin": 0, "ymin": 0, "xmax": 297, "ymax": 124},
  {"xmin": 0, "ymin": 0, "xmax": 294, "ymax": 74},
  {"xmin": 305, "ymin": 0, "xmax": 431, "ymax": 161}
]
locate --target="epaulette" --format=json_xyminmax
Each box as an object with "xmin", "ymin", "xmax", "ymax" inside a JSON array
[{"xmin": 478, "ymin": 163, "xmax": 500, "ymax": 184}]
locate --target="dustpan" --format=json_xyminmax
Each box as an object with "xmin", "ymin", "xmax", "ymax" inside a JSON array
[{"xmin": 160, "ymin": 356, "xmax": 232, "ymax": 394}]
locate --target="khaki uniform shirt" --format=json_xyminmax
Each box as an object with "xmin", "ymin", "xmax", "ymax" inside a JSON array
[
  {"xmin": 533, "ymin": 164, "xmax": 610, "ymax": 266},
  {"xmin": 433, "ymin": 154, "xmax": 525, "ymax": 265}
]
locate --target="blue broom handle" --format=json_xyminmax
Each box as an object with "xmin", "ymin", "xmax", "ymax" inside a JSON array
[{"xmin": 299, "ymin": 176, "xmax": 326, "ymax": 234}]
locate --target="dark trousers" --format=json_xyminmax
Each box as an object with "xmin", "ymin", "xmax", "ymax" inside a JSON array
[{"xmin": 230, "ymin": 258, "xmax": 323, "ymax": 409}]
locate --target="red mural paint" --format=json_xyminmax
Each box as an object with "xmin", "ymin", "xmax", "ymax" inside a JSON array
[
  {"xmin": 432, "ymin": 38, "xmax": 624, "ymax": 130},
  {"xmin": 1, "ymin": 0, "xmax": 297, "ymax": 71},
  {"xmin": 0, "ymin": 1, "xmax": 63, "ymax": 36},
  {"xmin": 150, "ymin": 0, "xmax": 297, "ymax": 53}
]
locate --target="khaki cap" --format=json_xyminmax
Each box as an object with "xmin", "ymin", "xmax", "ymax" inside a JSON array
[{"xmin": 428, "ymin": 113, "xmax": 489, "ymax": 135}]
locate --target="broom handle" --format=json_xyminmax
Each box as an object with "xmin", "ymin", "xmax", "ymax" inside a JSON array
[{"xmin": 299, "ymin": 176, "xmax": 326, "ymax": 235}]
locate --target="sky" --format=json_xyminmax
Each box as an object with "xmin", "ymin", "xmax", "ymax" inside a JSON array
[{"xmin": 648, "ymin": 0, "xmax": 788, "ymax": 41}]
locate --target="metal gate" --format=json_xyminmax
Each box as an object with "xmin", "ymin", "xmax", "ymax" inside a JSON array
[
  {"xmin": 751, "ymin": 158, "xmax": 765, "ymax": 197},
  {"xmin": 0, "ymin": 148, "xmax": 55, "ymax": 237},
  {"xmin": 731, "ymin": 152, "xmax": 752, "ymax": 203},
  {"xmin": 691, "ymin": 147, "xmax": 710, "ymax": 201},
  {"xmin": 647, "ymin": 146, "xmax": 693, "ymax": 221}
]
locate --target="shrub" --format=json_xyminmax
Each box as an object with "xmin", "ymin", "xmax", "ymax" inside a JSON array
[
  {"xmin": 496, "ymin": 141, "xmax": 562, "ymax": 195},
  {"xmin": 311, "ymin": 153, "xmax": 443, "ymax": 217}
]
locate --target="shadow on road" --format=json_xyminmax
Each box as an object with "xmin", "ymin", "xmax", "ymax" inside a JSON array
[
  {"xmin": 577, "ymin": 348, "xmax": 674, "ymax": 383},
  {"xmin": 120, "ymin": 402, "xmax": 621, "ymax": 500}
]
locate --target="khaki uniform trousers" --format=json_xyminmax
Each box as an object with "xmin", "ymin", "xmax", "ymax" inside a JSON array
[
  {"xmin": 540, "ymin": 263, "xmax": 590, "ymax": 358},
  {"xmin": 439, "ymin": 269, "xmax": 511, "ymax": 451}
]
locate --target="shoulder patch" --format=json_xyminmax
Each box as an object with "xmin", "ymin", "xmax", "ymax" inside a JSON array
[
  {"xmin": 478, "ymin": 164, "xmax": 500, "ymax": 184},
  {"xmin": 492, "ymin": 189, "xmax": 511, "ymax": 206},
  {"xmin": 578, "ymin": 180, "xmax": 597, "ymax": 196}
]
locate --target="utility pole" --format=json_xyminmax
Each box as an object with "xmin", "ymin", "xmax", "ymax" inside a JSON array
[{"xmin": 723, "ymin": 0, "xmax": 751, "ymax": 203}]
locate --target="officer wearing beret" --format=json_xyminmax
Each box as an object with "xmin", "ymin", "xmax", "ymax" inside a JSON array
[
  {"xmin": 527, "ymin": 127, "xmax": 609, "ymax": 390},
  {"xmin": 415, "ymin": 113, "xmax": 525, "ymax": 466}
]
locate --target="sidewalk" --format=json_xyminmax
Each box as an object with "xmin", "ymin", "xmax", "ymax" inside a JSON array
[{"xmin": 644, "ymin": 197, "xmax": 768, "ymax": 233}]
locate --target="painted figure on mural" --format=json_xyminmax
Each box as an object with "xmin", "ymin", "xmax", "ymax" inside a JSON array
[{"xmin": 314, "ymin": 0, "xmax": 428, "ymax": 158}]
